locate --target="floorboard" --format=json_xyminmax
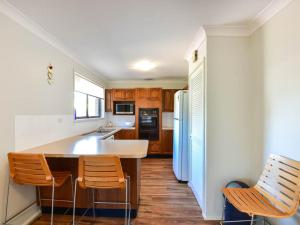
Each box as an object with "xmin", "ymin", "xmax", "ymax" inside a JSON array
[{"xmin": 31, "ymin": 158, "xmax": 218, "ymax": 225}]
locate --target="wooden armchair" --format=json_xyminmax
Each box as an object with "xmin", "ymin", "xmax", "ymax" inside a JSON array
[{"xmin": 222, "ymin": 154, "xmax": 300, "ymax": 225}]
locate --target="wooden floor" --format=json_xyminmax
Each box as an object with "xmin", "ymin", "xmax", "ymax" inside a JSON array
[{"xmin": 31, "ymin": 158, "xmax": 218, "ymax": 225}]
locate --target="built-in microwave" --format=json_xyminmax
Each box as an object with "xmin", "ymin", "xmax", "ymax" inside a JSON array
[{"xmin": 114, "ymin": 102, "xmax": 135, "ymax": 115}]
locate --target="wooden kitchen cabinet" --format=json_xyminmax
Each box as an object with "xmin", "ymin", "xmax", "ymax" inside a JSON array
[
  {"xmin": 135, "ymin": 88, "xmax": 161, "ymax": 101},
  {"xmin": 162, "ymin": 89, "xmax": 178, "ymax": 112},
  {"xmin": 149, "ymin": 88, "xmax": 162, "ymax": 100},
  {"xmin": 148, "ymin": 141, "xmax": 161, "ymax": 154},
  {"xmin": 124, "ymin": 89, "xmax": 135, "ymax": 101},
  {"xmin": 105, "ymin": 89, "xmax": 113, "ymax": 112},
  {"xmin": 114, "ymin": 129, "xmax": 136, "ymax": 140},
  {"xmin": 135, "ymin": 88, "xmax": 149, "ymax": 99},
  {"xmin": 112, "ymin": 89, "xmax": 125, "ymax": 101},
  {"xmin": 162, "ymin": 129, "xmax": 173, "ymax": 154},
  {"xmin": 112, "ymin": 89, "xmax": 135, "ymax": 101}
]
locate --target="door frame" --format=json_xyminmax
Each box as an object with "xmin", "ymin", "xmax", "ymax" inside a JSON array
[{"xmin": 188, "ymin": 57, "xmax": 207, "ymax": 214}]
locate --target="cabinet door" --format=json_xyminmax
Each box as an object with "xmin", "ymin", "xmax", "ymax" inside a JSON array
[
  {"xmin": 105, "ymin": 89, "xmax": 112, "ymax": 112},
  {"xmin": 148, "ymin": 141, "xmax": 161, "ymax": 154},
  {"xmin": 113, "ymin": 89, "xmax": 125, "ymax": 101},
  {"xmin": 114, "ymin": 129, "xmax": 136, "ymax": 140},
  {"xmin": 124, "ymin": 89, "xmax": 135, "ymax": 101},
  {"xmin": 162, "ymin": 130, "xmax": 173, "ymax": 154},
  {"xmin": 136, "ymin": 88, "xmax": 149, "ymax": 99},
  {"xmin": 163, "ymin": 89, "xmax": 174, "ymax": 112},
  {"xmin": 123, "ymin": 129, "xmax": 136, "ymax": 139},
  {"xmin": 149, "ymin": 88, "xmax": 161, "ymax": 100}
]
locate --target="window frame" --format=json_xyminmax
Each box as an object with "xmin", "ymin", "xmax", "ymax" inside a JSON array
[{"xmin": 74, "ymin": 73, "xmax": 105, "ymax": 120}]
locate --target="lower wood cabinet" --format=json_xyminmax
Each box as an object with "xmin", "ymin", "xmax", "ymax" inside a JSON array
[
  {"xmin": 147, "ymin": 130, "xmax": 173, "ymax": 155},
  {"xmin": 148, "ymin": 141, "xmax": 161, "ymax": 154},
  {"xmin": 162, "ymin": 129, "xmax": 173, "ymax": 154},
  {"xmin": 114, "ymin": 129, "xmax": 136, "ymax": 140}
]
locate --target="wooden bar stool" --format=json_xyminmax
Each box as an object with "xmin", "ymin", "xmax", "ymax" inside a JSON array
[
  {"xmin": 6, "ymin": 153, "xmax": 73, "ymax": 225},
  {"xmin": 72, "ymin": 155, "xmax": 131, "ymax": 225}
]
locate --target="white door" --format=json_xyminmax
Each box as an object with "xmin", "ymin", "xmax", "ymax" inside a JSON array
[{"xmin": 189, "ymin": 58, "xmax": 206, "ymax": 208}]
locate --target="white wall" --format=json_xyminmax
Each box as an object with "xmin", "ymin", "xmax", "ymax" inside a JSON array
[
  {"xmin": 251, "ymin": 0, "xmax": 300, "ymax": 224},
  {"xmin": 205, "ymin": 36, "xmax": 254, "ymax": 219},
  {"xmin": 107, "ymin": 79, "xmax": 187, "ymax": 89},
  {"xmin": 0, "ymin": 11, "xmax": 106, "ymax": 224}
]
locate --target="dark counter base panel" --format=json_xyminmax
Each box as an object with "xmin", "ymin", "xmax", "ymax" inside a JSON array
[{"xmin": 41, "ymin": 207, "xmax": 137, "ymax": 218}]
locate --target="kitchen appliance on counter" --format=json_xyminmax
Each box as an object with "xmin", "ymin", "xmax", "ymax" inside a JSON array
[
  {"xmin": 138, "ymin": 108, "xmax": 159, "ymax": 140},
  {"xmin": 173, "ymin": 90, "xmax": 189, "ymax": 182},
  {"xmin": 114, "ymin": 102, "xmax": 135, "ymax": 115}
]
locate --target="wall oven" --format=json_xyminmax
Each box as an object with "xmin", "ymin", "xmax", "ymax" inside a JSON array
[
  {"xmin": 114, "ymin": 102, "xmax": 135, "ymax": 115},
  {"xmin": 139, "ymin": 108, "xmax": 159, "ymax": 140}
]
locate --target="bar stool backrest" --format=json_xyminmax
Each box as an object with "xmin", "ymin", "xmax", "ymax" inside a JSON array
[
  {"xmin": 8, "ymin": 153, "xmax": 53, "ymax": 186},
  {"xmin": 254, "ymin": 154, "xmax": 300, "ymax": 216},
  {"xmin": 78, "ymin": 155, "xmax": 125, "ymax": 189}
]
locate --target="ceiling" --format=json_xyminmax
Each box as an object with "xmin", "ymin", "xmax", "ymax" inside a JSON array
[{"xmin": 8, "ymin": 0, "xmax": 272, "ymax": 80}]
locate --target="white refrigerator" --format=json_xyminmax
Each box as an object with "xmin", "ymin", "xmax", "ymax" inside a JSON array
[{"xmin": 173, "ymin": 90, "xmax": 189, "ymax": 182}]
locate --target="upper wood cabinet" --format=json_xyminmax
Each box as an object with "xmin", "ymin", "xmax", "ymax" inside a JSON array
[
  {"xmin": 135, "ymin": 88, "xmax": 149, "ymax": 99},
  {"xmin": 149, "ymin": 88, "xmax": 161, "ymax": 100},
  {"xmin": 112, "ymin": 89, "xmax": 135, "ymax": 101},
  {"xmin": 124, "ymin": 89, "xmax": 135, "ymax": 101},
  {"xmin": 136, "ymin": 88, "xmax": 161, "ymax": 101},
  {"xmin": 105, "ymin": 89, "xmax": 113, "ymax": 112},
  {"xmin": 162, "ymin": 89, "xmax": 178, "ymax": 112}
]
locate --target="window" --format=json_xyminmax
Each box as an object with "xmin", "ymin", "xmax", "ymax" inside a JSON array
[{"xmin": 74, "ymin": 74, "xmax": 104, "ymax": 119}]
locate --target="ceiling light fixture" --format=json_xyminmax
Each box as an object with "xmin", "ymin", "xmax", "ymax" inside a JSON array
[{"xmin": 132, "ymin": 60, "xmax": 157, "ymax": 71}]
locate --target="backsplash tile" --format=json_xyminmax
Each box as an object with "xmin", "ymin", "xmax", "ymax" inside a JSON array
[
  {"xmin": 105, "ymin": 112, "xmax": 135, "ymax": 127},
  {"xmin": 162, "ymin": 112, "xmax": 174, "ymax": 128}
]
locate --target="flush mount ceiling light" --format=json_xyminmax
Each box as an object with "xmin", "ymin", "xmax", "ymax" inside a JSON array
[{"xmin": 131, "ymin": 60, "xmax": 157, "ymax": 71}]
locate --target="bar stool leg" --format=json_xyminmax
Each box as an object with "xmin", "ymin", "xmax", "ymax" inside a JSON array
[
  {"xmin": 124, "ymin": 179, "xmax": 128, "ymax": 225},
  {"xmin": 72, "ymin": 179, "xmax": 78, "ymax": 225},
  {"xmin": 70, "ymin": 174, "xmax": 74, "ymax": 199},
  {"xmin": 127, "ymin": 176, "xmax": 131, "ymax": 225},
  {"xmin": 37, "ymin": 187, "xmax": 42, "ymax": 208},
  {"xmin": 250, "ymin": 215, "xmax": 254, "ymax": 225},
  {"xmin": 4, "ymin": 176, "xmax": 11, "ymax": 224},
  {"xmin": 51, "ymin": 179, "xmax": 55, "ymax": 225},
  {"xmin": 92, "ymin": 189, "xmax": 96, "ymax": 220}
]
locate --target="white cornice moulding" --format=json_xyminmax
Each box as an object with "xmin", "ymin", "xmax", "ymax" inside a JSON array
[
  {"xmin": 204, "ymin": 25, "xmax": 251, "ymax": 37},
  {"xmin": 108, "ymin": 79, "xmax": 188, "ymax": 84},
  {"xmin": 248, "ymin": 0, "xmax": 294, "ymax": 33},
  {"xmin": 204, "ymin": 0, "xmax": 294, "ymax": 37},
  {"xmin": 184, "ymin": 27, "xmax": 206, "ymax": 61},
  {"xmin": 0, "ymin": 0, "xmax": 105, "ymax": 81}
]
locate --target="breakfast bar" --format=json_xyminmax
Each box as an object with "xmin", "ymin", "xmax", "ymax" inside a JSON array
[{"xmin": 21, "ymin": 134, "xmax": 148, "ymax": 217}]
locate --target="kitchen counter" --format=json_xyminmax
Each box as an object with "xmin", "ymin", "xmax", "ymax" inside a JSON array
[
  {"xmin": 21, "ymin": 131, "xmax": 148, "ymax": 217},
  {"xmin": 21, "ymin": 135, "xmax": 148, "ymax": 158}
]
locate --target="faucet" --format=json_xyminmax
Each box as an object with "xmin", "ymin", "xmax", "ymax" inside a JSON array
[{"xmin": 105, "ymin": 121, "xmax": 113, "ymax": 127}]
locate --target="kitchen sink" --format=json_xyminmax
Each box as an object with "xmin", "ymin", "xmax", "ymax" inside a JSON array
[{"xmin": 96, "ymin": 128, "xmax": 116, "ymax": 135}]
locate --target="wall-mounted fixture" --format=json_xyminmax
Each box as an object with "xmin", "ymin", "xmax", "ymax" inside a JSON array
[
  {"xmin": 193, "ymin": 50, "xmax": 198, "ymax": 62},
  {"xmin": 47, "ymin": 64, "xmax": 54, "ymax": 85}
]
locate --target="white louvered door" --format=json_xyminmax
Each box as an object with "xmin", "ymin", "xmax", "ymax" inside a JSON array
[{"xmin": 189, "ymin": 58, "xmax": 206, "ymax": 208}]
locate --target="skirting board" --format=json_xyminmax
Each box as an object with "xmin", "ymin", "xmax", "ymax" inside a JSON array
[
  {"xmin": 5, "ymin": 204, "xmax": 41, "ymax": 225},
  {"xmin": 188, "ymin": 181, "xmax": 209, "ymax": 220}
]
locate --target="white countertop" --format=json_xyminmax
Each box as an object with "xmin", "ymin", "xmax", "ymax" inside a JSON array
[{"xmin": 21, "ymin": 134, "xmax": 148, "ymax": 158}]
